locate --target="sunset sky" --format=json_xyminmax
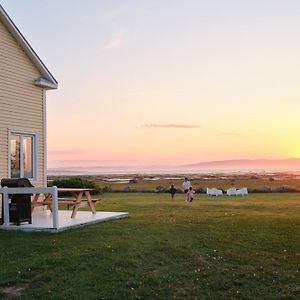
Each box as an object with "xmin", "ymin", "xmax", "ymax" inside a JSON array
[{"xmin": 1, "ymin": 0, "xmax": 300, "ymax": 168}]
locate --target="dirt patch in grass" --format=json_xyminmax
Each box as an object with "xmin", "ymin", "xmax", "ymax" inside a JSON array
[{"xmin": 0, "ymin": 284, "xmax": 29, "ymax": 298}]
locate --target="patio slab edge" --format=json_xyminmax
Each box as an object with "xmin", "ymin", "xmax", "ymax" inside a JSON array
[{"xmin": 0, "ymin": 212, "xmax": 129, "ymax": 233}]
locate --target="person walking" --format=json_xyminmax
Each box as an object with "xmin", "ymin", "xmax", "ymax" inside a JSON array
[
  {"xmin": 182, "ymin": 177, "xmax": 191, "ymax": 193},
  {"xmin": 169, "ymin": 184, "xmax": 176, "ymax": 200}
]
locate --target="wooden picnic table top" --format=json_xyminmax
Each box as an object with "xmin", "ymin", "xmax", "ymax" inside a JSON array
[{"xmin": 57, "ymin": 188, "xmax": 94, "ymax": 193}]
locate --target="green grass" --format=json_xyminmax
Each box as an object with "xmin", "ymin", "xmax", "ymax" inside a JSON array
[{"xmin": 0, "ymin": 193, "xmax": 299, "ymax": 299}]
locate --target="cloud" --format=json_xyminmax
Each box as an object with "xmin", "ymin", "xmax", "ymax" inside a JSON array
[
  {"xmin": 218, "ymin": 132, "xmax": 251, "ymax": 138},
  {"xmin": 103, "ymin": 31, "xmax": 125, "ymax": 49},
  {"xmin": 138, "ymin": 124, "xmax": 200, "ymax": 129}
]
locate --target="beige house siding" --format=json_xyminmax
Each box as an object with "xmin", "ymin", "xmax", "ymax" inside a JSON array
[{"xmin": 0, "ymin": 19, "xmax": 46, "ymax": 187}]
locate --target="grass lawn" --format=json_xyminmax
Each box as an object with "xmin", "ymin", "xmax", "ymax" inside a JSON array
[{"xmin": 0, "ymin": 193, "xmax": 299, "ymax": 299}]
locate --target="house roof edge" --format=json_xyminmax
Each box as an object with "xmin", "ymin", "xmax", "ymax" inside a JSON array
[{"xmin": 0, "ymin": 4, "xmax": 58, "ymax": 88}]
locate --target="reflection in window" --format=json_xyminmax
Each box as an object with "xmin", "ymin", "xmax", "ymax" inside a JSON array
[
  {"xmin": 10, "ymin": 134, "xmax": 20, "ymax": 178},
  {"xmin": 10, "ymin": 132, "xmax": 35, "ymax": 179},
  {"xmin": 23, "ymin": 136, "xmax": 33, "ymax": 178}
]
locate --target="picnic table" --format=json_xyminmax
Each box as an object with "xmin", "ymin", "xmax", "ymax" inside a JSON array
[{"xmin": 32, "ymin": 188, "xmax": 99, "ymax": 218}]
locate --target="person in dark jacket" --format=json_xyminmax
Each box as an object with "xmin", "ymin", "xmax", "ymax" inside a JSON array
[{"xmin": 169, "ymin": 184, "xmax": 177, "ymax": 199}]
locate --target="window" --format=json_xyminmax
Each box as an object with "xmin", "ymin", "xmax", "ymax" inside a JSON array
[{"xmin": 10, "ymin": 132, "xmax": 37, "ymax": 179}]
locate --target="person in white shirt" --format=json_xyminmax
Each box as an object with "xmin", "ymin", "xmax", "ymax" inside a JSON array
[{"xmin": 182, "ymin": 177, "xmax": 191, "ymax": 193}]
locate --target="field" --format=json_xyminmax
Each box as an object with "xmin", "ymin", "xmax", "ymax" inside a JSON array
[
  {"xmin": 0, "ymin": 192, "xmax": 299, "ymax": 299},
  {"xmin": 90, "ymin": 172, "xmax": 300, "ymax": 192},
  {"xmin": 95, "ymin": 178, "xmax": 300, "ymax": 191}
]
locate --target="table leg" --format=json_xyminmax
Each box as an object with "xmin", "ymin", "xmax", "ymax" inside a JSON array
[
  {"xmin": 85, "ymin": 191, "xmax": 96, "ymax": 214},
  {"xmin": 44, "ymin": 194, "xmax": 53, "ymax": 212},
  {"xmin": 70, "ymin": 192, "xmax": 83, "ymax": 218},
  {"xmin": 31, "ymin": 194, "xmax": 40, "ymax": 212}
]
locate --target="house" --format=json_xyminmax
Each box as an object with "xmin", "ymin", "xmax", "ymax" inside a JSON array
[
  {"xmin": 0, "ymin": 5, "xmax": 128, "ymax": 231},
  {"xmin": 0, "ymin": 4, "xmax": 57, "ymax": 187}
]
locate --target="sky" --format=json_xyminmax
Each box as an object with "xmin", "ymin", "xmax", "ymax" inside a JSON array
[{"xmin": 1, "ymin": 0, "xmax": 300, "ymax": 168}]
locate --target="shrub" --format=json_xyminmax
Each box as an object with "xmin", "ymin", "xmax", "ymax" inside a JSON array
[
  {"xmin": 252, "ymin": 186, "xmax": 272, "ymax": 193},
  {"xmin": 272, "ymin": 185, "xmax": 299, "ymax": 193},
  {"xmin": 195, "ymin": 188, "xmax": 206, "ymax": 194},
  {"xmin": 102, "ymin": 185, "xmax": 112, "ymax": 193},
  {"xmin": 156, "ymin": 185, "xmax": 166, "ymax": 192},
  {"xmin": 49, "ymin": 177, "xmax": 101, "ymax": 195}
]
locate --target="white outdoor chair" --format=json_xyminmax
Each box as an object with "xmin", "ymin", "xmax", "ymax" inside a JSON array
[
  {"xmin": 207, "ymin": 187, "xmax": 223, "ymax": 196},
  {"xmin": 216, "ymin": 188, "xmax": 223, "ymax": 196},
  {"xmin": 226, "ymin": 188, "xmax": 237, "ymax": 196},
  {"xmin": 236, "ymin": 187, "xmax": 248, "ymax": 196}
]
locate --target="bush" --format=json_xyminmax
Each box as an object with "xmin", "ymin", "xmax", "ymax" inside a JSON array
[
  {"xmin": 195, "ymin": 188, "xmax": 206, "ymax": 194},
  {"xmin": 252, "ymin": 186, "xmax": 272, "ymax": 193},
  {"xmin": 48, "ymin": 177, "xmax": 101, "ymax": 195}
]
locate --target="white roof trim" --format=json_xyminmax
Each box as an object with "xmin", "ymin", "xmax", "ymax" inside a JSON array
[
  {"xmin": 34, "ymin": 77, "xmax": 58, "ymax": 89},
  {"xmin": 0, "ymin": 4, "xmax": 58, "ymax": 89}
]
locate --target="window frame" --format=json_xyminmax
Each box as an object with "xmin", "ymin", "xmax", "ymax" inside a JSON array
[{"xmin": 8, "ymin": 129, "xmax": 38, "ymax": 181}]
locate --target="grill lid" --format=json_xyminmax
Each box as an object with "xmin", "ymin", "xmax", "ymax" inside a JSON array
[{"xmin": 1, "ymin": 178, "xmax": 34, "ymax": 188}]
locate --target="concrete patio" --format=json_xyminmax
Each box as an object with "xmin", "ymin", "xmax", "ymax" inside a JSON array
[
  {"xmin": 0, "ymin": 186, "xmax": 128, "ymax": 233},
  {"xmin": 0, "ymin": 209, "xmax": 128, "ymax": 232}
]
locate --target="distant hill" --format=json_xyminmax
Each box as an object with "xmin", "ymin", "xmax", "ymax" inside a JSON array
[
  {"xmin": 48, "ymin": 158, "xmax": 300, "ymax": 175},
  {"xmin": 182, "ymin": 158, "xmax": 300, "ymax": 170}
]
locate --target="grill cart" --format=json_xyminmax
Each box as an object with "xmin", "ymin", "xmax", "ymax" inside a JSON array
[{"xmin": 1, "ymin": 178, "xmax": 33, "ymax": 225}]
